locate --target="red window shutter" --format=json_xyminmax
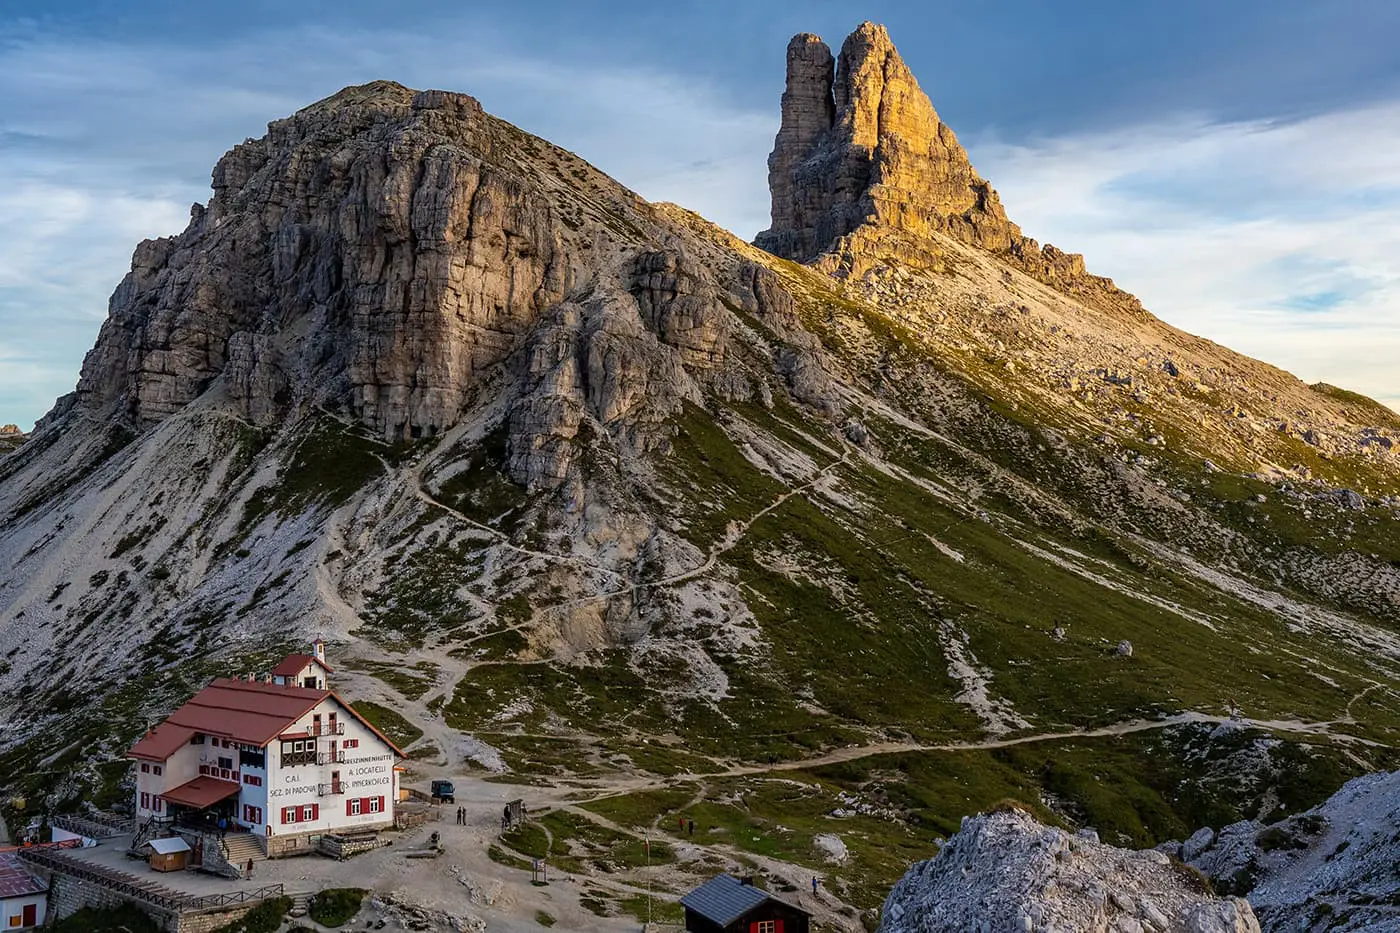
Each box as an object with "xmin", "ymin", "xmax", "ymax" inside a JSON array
[
  {"xmin": 378, "ymin": 795, "xmax": 385, "ymax": 812},
  {"xmin": 750, "ymin": 924, "xmax": 760, "ymax": 933},
  {"xmin": 776, "ymin": 922, "xmax": 785, "ymax": 933},
  {"xmin": 346, "ymin": 799, "xmax": 353, "ymax": 816},
  {"xmin": 312, "ymin": 804, "xmax": 319, "ymax": 821}
]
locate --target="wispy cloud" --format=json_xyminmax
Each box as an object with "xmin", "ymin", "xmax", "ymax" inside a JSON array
[
  {"xmin": 970, "ymin": 103, "xmax": 1400, "ymax": 410},
  {"xmin": 0, "ymin": 22, "xmax": 774, "ymax": 429},
  {"xmin": 0, "ymin": 18, "xmax": 1395, "ymax": 431}
]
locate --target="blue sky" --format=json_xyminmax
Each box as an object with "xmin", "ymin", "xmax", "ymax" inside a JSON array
[{"xmin": 2, "ymin": 0, "xmax": 1398, "ymax": 428}]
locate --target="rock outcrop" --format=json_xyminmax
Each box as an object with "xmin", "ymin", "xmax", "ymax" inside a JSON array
[
  {"xmin": 75, "ymin": 83, "xmax": 577, "ymax": 439},
  {"xmin": 64, "ymin": 80, "xmax": 759, "ymax": 490},
  {"xmin": 1186, "ymin": 770, "xmax": 1400, "ymax": 932},
  {"xmin": 881, "ymin": 808, "xmax": 1261, "ymax": 933},
  {"xmin": 756, "ymin": 23, "xmax": 1143, "ymax": 313},
  {"xmin": 757, "ymin": 23, "xmax": 1019, "ymax": 263}
]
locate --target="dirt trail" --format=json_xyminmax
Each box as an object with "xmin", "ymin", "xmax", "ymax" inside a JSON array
[
  {"xmin": 539, "ymin": 707, "xmax": 1379, "ymax": 817},
  {"xmin": 402, "ymin": 455, "xmax": 626, "ymax": 581},
  {"xmin": 648, "ymin": 446, "xmax": 852, "ymax": 590}
]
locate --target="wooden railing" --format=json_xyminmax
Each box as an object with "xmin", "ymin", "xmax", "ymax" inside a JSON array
[{"xmin": 17, "ymin": 845, "xmax": 284, "ymax": 912}]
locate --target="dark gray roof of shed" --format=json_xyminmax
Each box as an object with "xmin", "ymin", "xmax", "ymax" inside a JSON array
[{"xmin": 680, "ymin": 874, "xmax": 771, "ymax": 925}]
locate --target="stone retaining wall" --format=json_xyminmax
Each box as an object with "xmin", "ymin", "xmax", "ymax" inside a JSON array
[
  {"xmin": 266, "ymin": 820, "xmax": 392, "ymax": 858},
  {"xmin": 47, "ymin": 868, "xmax": 263, "ymax": 933}
]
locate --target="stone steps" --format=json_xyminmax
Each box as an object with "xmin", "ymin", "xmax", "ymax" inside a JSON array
[{"xmin": 221, "ymin": 835, "xmax": 266, "ymax": 863}]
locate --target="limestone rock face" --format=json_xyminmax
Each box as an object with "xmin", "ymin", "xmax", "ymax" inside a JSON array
[
  {"xmin": 74, "ymin": 82, "xmax": 578, "ymax": 440},
  {"xmin": 880, "ymin": 808, "xmax": 1261, "ymax": 933},
  {"xmin": 757, "ymin": 22, "xmax": 1018, "ymax": 263},
  {"xmin": 1187, "ymin": 771, "xmax": 1400, "ymax": 932},
  {"xmin": 630, "ymin": 250, "xmax": 729, "ymax": 367},
  {"xmin": 67, "ymin": 80, "xmax": 751, "ymax": 491},
  {"xmin": 756, "ymin": 23, "xmax": 1143, "ymax": 314},
  {"xmin": 761, "ymin": 34, "xmax": 838, "ymax": 260}
]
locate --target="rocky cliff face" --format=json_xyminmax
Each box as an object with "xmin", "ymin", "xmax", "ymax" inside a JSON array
[
  {"xmin": 1, "ymin": 24, "xmax": 1399, "ymax": 931},
  {"xmin": 757, "ymin": 23, "xmax": 1018, "ymax": 262},
  {"xmin": 76, "ymin": 84, "xmax": 574, "ymax": 438},
  {"xmin": 1184, "ymin": 770, "xmax": 1400, "ymax": 932},
  {"xmin": 67, "ymin": 81, "xmax": 760, "ymax": 490},
  {"xmin": 881, "ymin": 807, "xmax": 1261, "ymax": 933},
  {"xmin": 756, "ymin": 23, "xmax": 1143, "ymax": 313}
]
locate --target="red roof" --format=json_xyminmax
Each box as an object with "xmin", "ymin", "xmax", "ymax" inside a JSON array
[
  {"xmin": 159, "ymin": 776, "xmax": 241, "ymax": 809},
  {"xmin": 272, "ymin": 653, "xmax": 334, "ymax": 676},
  {"xmin": 129, "ymin": 679, "xmax": 330, "ymax": 760},
  {"xmin": 128, "ymin": 678, "xmax": 407, "ymax": 761},
  {"xmin": 0, "ymin": 852, "xmax": 48, "ymax": 898}
]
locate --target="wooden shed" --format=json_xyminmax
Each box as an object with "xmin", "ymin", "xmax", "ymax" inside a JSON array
[
  {"xmin": 148, "ymin": 836, "xmax": 192, "ymax": 872},
  {"xmin": 681, "ymin": 874, "xmax": 811, "ymax": 933}
]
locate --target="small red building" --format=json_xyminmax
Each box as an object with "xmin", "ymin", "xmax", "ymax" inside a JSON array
[{"xmin": 680, "ymin": 875, "xmax": 811, "ymax": 933}]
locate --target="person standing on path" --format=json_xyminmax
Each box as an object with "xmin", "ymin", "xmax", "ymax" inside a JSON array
[
  {"xmin": 812, "ymin": 876, "xmax": 819, "ymax": 896},
  {"xmin": 687, "ymin": 819, "xmax": 695, "ymax": 836},
  {"xmin": 246, "ymin": 858, "xmax": 254, "ymax": 880}
]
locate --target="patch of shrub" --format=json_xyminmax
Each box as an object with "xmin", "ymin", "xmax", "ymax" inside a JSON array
[
  {"xmin": 308, "ymin": 888, "xmax": 368, "ymax": 928},
  {"xmin": 51, "ymin": 904, "xmax": 161, "ymax": 933},
  {"xmin": 211, "ymin": 897, "xmax": 291, "ymax": 933}
]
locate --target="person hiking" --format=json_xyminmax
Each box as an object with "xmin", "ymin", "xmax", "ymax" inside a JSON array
[
  {"xmin": 812, "ymin": 876, "xmax": 819, "ymax": 896},
  {"xmin": 687, "ymin": 819, "xmax": 695, "ymax": 836}
]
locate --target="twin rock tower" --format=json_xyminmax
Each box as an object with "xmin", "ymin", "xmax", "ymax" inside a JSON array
[{"xmin": 757, "ymin": 23, "xmax": 1129, "ymax": 310}]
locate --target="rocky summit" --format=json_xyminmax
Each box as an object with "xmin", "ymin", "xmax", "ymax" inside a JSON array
[
  {"xmin": 758, "ymin": 23, "xmax": 1019, "ymax": 261},
  {"xmin": 2, "ymin": 21, "xmax": 1399, "ymax": 930}
]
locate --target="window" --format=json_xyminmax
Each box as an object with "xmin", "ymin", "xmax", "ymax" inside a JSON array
[
  {"xmin": 369, "ymin": 797, "xmax": 381, "ymax": 814},
  {"xmin": 140, "ymin": 792, "xmax": 150, "ymax": 809},
  {"xmin": 9, "ymin": 915, "xmax": 20, "ymax": 928},
  {"xmin": 752, "ymin": 923, "xmax": 778, "ymax": 933},
  {"xmin": 140, "ymin": 763, "xmax": 149, "ymax": 773},
  {"xmin": 344, "ymin": 739, "xmax": 359, "ymax": 749},
  {"xmin": 153, "ymin": 765, "xmax": 162, "ymax": 776},
  {"xmin": 300, "ymin": 804, "xmax": 317, "ymax": 822},
  {"xmin": 349, "ymin": 799, "xmax": 361, "ymax": 816},
  {"xmin": 189, "ymin": 734, "xmax": 202, "ymax": 745},
  {"xmin": 243, "ymin": 805, "xmax": 263, "ymax": 824},
  {"xmin": 217, "ymin": 756, "xmax": 233, "ymax": 771},
  {"xmin": 239, "ymin": 748, "xmax": 266, "ymax": 769},
  {"xmin": 153, "ymin": 798, "xmax": 163, "ymax": 813},
  {"xmin": 242, "ymin": 774, "xmax": 263, "ymax": 787}
]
